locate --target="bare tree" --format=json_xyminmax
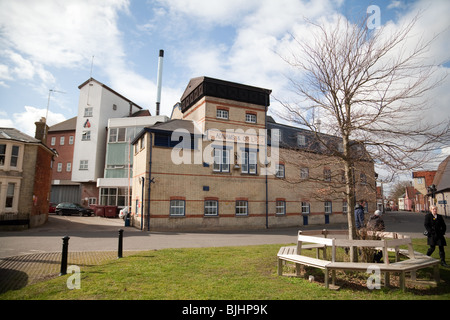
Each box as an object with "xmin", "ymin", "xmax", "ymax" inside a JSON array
[{"xmin": 276, "ymin": 14, "xmax": 449, "ymax": 260}]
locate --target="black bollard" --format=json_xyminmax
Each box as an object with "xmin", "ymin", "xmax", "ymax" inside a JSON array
[
  {"xmin": 118, "ymin": 229, "xmax": 124, "ymax": 259},
  {"xmin": 59, "ymin": 235, "xmax": 70, "ymax": 276}
]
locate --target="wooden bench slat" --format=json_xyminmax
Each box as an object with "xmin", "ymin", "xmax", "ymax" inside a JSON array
[{"xmin": 278, "ymin": 254, "xmax": 330, "ymax": 269}]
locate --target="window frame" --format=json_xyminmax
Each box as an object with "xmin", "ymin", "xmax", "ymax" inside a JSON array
[
  {"xmin": 301, "ymin": 202, "xmax": 310, "ymax": 215},
  {"xmin": 235, "ymin": 200, "xmax": 248, "ymax": 216},
  {"xmin": 276, "ymin": 200, "xmax": 286, "ymax": 215},
  {"xmin": 10, "ymin": 145, "xmax": 19, "ymax": 167},
  {"xmin": 245, "ymin": 113, "xmax": 257, "ymax": 123},
  {"xmin": 275, "ymin": 164, "xmax": 285, "ymax": 178},
  {"xmin": 213, "ymin": 148, "xmax": 230, "ymax": 173},
  {"xmin": 324, "ymin": 201, "xmax": 332, "ymax": 215},
  {"xmin": 300, "ymin": 167, "xmax": 309, "ymax": 179},
  {"xmin": 79, "ymin": 160, "xmax": 89, "ymax": 170},
  {"xmin": 204, "ymin": 200, "xmax": 219, "ymax": 216},
  {"xmin": 170, "ymin": 200, "xmax": 186, "ymax": 216},
  {"xmin": 216, "ymin": 109, "xmax": 229, "ymax": 120}
]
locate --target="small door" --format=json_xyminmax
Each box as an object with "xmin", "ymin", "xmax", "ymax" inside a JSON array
[{"xmin": 303, "ymin": 215, "xmax": 308, "ymax": 225}]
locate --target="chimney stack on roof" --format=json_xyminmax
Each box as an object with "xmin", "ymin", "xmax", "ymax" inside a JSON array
[{"xmin": 156, "ymin": 49, "xmax": 164, "ymax": 116}]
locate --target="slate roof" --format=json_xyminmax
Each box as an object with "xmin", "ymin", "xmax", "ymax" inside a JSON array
[
  {"xmin": 0, "ymin": 127, "xmax": 57, "ymax": 155},
  {"xmin": 433, "ymin": 155, "xmax": 450, "ymax": 193},
  {"xmin": 0, "ymin": 127, "xmax": 40, "ymax": 143},
  {"xmin": 48, "ymin": 117, "xmax": 77, "ymax": 132}
]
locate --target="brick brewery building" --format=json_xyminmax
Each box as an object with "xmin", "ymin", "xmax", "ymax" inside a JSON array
[{"xmin": 131, "ymin": 77, "xmax": 376, "ymax": 230}]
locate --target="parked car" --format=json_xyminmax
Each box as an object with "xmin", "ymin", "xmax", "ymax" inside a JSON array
[
  {"xmin": 49, "ymin": 202, "xmax": 57, "ymax": 213},
  {"xmin": 55, "ymin": 203, "xmax": 94, "ymax": 216}
]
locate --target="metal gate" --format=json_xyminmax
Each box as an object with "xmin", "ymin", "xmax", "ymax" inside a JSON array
[{"xmin": 50, "ymin": 185, "xmax": 81, "ymax": 204}]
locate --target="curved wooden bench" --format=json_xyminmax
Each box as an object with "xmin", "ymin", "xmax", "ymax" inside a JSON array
[{"xmin": 277, "ymin": 230, "xmax": 440, "ymax": 291}]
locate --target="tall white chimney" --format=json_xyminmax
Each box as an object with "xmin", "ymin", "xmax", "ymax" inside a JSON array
[{"xmin": 156, "ymin": 49, "xmax": 164, "ymax": 116}]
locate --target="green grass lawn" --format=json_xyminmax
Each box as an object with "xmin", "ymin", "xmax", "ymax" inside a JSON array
[{"xmin": 1, "ymin": 238, "xmax": 449, "ymax": 300}]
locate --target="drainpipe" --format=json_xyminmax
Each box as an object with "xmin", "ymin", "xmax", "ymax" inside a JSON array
[
  {"xmin": 265, "ymin": 94, "xmax": 269, "ymax": 229},
  {"xmin": 140, "ymin": 177, "xmax": 145, "ymax": 230},
  {"xmin": 147, "ymin": 132, "xmax": 153, "ymax": 231}
]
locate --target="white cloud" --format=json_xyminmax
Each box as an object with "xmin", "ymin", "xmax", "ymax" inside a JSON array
[{"xmin": 11, "ymin": 106, "xmax": 66, "ymax": 137}]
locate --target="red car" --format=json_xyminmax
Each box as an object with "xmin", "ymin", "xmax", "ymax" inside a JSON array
[{"xmin": 49, "ymin": 202, "xmax": 57, "ymax": 213}]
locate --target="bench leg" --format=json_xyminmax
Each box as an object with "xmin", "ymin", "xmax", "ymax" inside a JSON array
[
  {"xmin": 332, "ymin": 270, "xmax": 336, "ymax": 286},
  {"xmin": 278, "ymin": 258, "xmax": 283, "ymax": 276},
  {"xmin": 384, "ymin": 272, "xmax": 390, "ymax": 287},
  {"xmin": 296, "ymin": 263, "xmax": 301, "ymax": 276},
  {"xmin": 433, "ymin": 264, "xmax": 440, "ymax": 284},
  {"xmin": 325, "ymin": 268, "xmax": 329, "ymax": 288},
  {"xmin": 410, "ymin": 270, "xmax": 417, "ymax": 281},
  {"xmin": 400, "ymin": 271, "xmax": 406, "ymax": 292}
]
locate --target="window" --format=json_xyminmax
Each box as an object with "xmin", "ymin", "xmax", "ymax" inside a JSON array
[
  {"xmin": 69, "ymin": 136, "xmax": 74, "ymax": 145},
  {"xmin": 343, "ymin": 201, "xmax": 348, "ymax": 215},
  {"xmin": 360, "ymin": 173, "xmax": 367, "ymax": 185},
  {"xmin": 170, "ymin": 200, "xmax": 185, "ymax": 216},
  {"xmin": 245, "ymin": 113, "xmax": 257, "ymax": 123},
  {"xmin": 213, "ymin": 148, "xmax": 229, "ymax": 172},
  {"xmin": 84, "ymin": 107, "xmax": 93, "ymax": 117},
  {"xmin": 276, "ymin": 200, "xmax": 286, "ymax": 215},
  {"xmin": 216, "ymin": 109, "xmax": 229, "ymax": 120},
  {"xmin": 300, "ymin": 167, "xmax": 309, "ymax": 179},
  {"xmin": 57, "ymin": 163, "xmax": 62, "ymax": 172},
  {"xmin": 0, "ymin": 144, "xmax": 5, "ymax": 166},
  {"xmin": 324, "ymin": 168, "xmax": 331, "ymax": 182},
  {"xmin": 109, "ymin": 128, "xmax": 126, "ymax": 143},
  {"xmin": 275, "ymin": 164, "xmax": 285, "ymax": 178},
  {"xmin": 235, "ymin": 200, "xmax": 248, "ymax": 216},
  {"xmin": 297, "ymin": 134, "xmax": 306, "ymax": 146},
  {"xmin": 51, "ymin": 137, "xmax": 56, "ymax": 146},
  {"xmin": 5, "ymin": 183, "xmax": 15, "ymax": 208},
  {"xmin": 60, "ymin": 136, "xmax": 65, "ymax": 145},
  {"xmin": 325, "ymin": 201, "xmax": 332, "ymax": 215},
  {"xmin": 66, "ymin": 162, "xmax": 72, "ymax": 172},
  {"xmin": 241, "ymin": 150, "xmax": 257, "ymax": 174},
  {"xmin": 301, "ymin": 202, "xmax": 310, "ymax": 214},
  {"xmin": 10, "ymin": 145, "xmax": 19, "ymax": 167},
  {"xmin": 204, "ymin": 200, "xmax": 218, "ymax": 216},
  {"xmin": 79, "ymin": 160, "xmax": 88, "ymax": 170},
  {"xmin": 100, "ymin": 188, "xmax": 117, "ymax": 206},
  {"xmin": 82, "ymin": 131, "xmax": 91, "ymax": 141},
  {"xmin": 341, "ymin": 170, "xmax": 346, "ymax": 183}
]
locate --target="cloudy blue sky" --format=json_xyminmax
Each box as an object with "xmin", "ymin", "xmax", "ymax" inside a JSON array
[{"xmin": 0, "ymin": 0, "xmax": 449, "ymax": 163}]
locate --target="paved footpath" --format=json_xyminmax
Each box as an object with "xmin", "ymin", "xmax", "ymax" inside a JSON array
[{"xmin": 0, "ymin": 211, "xmax": 429, "ymax": 295}]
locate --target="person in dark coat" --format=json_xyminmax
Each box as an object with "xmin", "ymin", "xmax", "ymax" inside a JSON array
[
  {"xmin": 355, "ymin": 201, "xmax": 365, "ymax": 230},
  {"xmin": 424, "ymin": 205, "xmax": 448, "ymax": 267}
]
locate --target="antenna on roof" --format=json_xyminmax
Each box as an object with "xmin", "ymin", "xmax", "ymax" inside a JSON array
[{"xmin": 43, "ymin": 89, "xmax": 66, "ymax": 141}]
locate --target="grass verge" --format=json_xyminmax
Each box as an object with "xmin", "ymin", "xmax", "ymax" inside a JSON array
[{"xmin": 1, "ymin": 238, "xmax": 449, "ymax": 300}]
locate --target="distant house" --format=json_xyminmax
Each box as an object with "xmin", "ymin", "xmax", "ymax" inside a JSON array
[
  {"xmin": 47, "ymin": 117, "xmax": 80, "ymax": 204},
  {"xmin": 404, "ymin": 186, "xmax": 419, "ymax": 211},
  {"xmin": 432, "ymin": 155, "xmax": 450, "ymax": 217},
  {"xmin": 412, "ymin": 170, "xmax": 436, "ymax": 212},
  {"xmin": 0, "ymin": 121, "xmax": 57, "ymax": 229}
]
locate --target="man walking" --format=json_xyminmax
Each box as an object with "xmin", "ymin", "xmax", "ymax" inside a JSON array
[{"xmin": 424, "ymin": 205, "xmax": 448, "ymax": 267}]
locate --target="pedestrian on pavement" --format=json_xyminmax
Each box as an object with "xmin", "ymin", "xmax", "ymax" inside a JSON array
[
  {"xmin": 424, "ymin": 205, "xmax": 448, "ymax": 267},
  {"xmin": 355, "ymin": 200, "xmax": 366, "ymax": 230}
]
